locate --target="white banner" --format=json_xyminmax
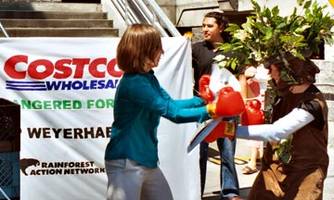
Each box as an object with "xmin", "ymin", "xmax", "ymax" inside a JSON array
[{"xmin": 0, "ymin": 37, "xmax": 200, "ymax": 200}]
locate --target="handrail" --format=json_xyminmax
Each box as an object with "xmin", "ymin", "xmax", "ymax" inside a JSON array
[
  {"xmin": 130, "ymin": 0, "xmax": 152, "ymax": 23},
  {"xmin": 110, "ymin": 0, "xmax": 180, "ymax": 37},
  {"xmin": 0, "ymin": 22, "xmax": 9, "ymax": 38},
  {"xmin": 136, "ymin": 0, "xmax": 169, "ymax": 37},
  {"xmin": 144, "ymin": 0, "xmax": 180, "ymax": 36},
  {"xmin": 112, "ymin": 0, "xmax": 139, "ymax": 24}
]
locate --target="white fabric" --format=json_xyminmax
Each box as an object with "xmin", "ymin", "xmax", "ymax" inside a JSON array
[
  {"xmin": 253, "ymin": 65, "xmax": 270, "ymax": 83},
  {"xmin": 237, "ymin": 108, "xmax": 315, "ymax": 141},
  {"xmin": 244, "ymin": 66, "xmax": 257, "ymax": 77},
  {"xmin": 105, "ymin": 159, "xmax": 173, "ymax": 200},
  {"xmin": 0, "ymin": 37, "xmax": 199, "ymax": 200},
  {"xmin": 209, "ymin": 63, "xmax": 241, "ymax": 96}
]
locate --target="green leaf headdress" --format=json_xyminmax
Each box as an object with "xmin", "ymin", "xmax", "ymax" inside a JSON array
[
  {"xmin": 215, "ymin": 0, "xmax": 334, "ymax": 84},
  {"xmin": 214, "ymin": 0, "xmax": 334, "ymax": 164}
]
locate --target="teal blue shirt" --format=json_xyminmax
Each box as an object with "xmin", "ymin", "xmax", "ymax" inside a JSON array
[{"xmin": 105, "ymin": 70, "xmax": 209, "ymax": 168}]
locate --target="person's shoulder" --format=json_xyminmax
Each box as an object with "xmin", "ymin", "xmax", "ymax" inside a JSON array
[
  {"xmin": 192, "ymin": 41, "xmax": 208, "ymax": 57},
  {"xmin": 121, "ymin": 73, "xmax": 153, "ymax": 92},
  {"xmin": 192, "ymin": 41, "xmax": 206, "ymax": 49},
  {"xmin": 123, "ymin": 73, "xmax": 150, "ymax": 82}
]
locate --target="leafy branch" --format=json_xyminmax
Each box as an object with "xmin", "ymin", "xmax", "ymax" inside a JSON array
[{"xmin": 215, "ymin": 0, "xmax": 334, "ymax": 75}]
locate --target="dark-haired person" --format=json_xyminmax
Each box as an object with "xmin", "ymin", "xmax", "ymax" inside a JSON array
[
  {"xmin": 192, "ymin": 11, "xmax": 243, "ymax": 200},
  {"xmin": 104, "ymin": 24, "xmax": 245, "ymax": 200}
]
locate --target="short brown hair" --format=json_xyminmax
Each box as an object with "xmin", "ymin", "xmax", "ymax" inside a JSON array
[
  {"xmin": 204, "ymin": 11, "xmax": 229, "ymax": 30},
  {"xmin": 116, "ymin": 24, "xmax": 163, "ymax": 73},
  {"xmin": 204, "ymin": 11, "xmax": 230, "ymax": 42}
]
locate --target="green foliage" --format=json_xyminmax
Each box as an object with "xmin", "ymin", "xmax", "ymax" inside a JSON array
[
  {"xmin": 274, "ymin": 135, "xmax": 293, "ymax": 164},
  {"xmin": 215, "ymin": 0, "xmax": 334, "ymax": 75}
]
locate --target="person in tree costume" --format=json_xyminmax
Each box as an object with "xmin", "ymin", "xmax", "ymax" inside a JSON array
[
  {"xmin": 205, "ymin": 53, "xmax": 329, "ymax": 199},
  {"xmin": 205, "ymin": 0, "xmax": 334, "ymax": 199},
  {"xmin": 248, "ymin": 55, "xmax": 328, "ymax": 200}
]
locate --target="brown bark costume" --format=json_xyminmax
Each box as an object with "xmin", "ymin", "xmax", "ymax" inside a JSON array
[{"xmin": 248, "ymin": 84, "xmax": 328, "ymax": 200}]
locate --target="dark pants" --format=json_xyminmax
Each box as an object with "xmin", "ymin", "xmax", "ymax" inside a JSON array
[{"xmin": 200, "ymin": 138, "xmax": 239, "ymax": 199}]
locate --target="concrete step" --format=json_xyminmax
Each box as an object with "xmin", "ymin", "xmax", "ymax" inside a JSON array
[
  {"xmin": 0, "ymin": 19, "xmax": 113, "ymax": 28},
  {"xmin": 0, "ymin": 10, "xmax": 106, "ymax": 19},
  {"xmin": 0, "ymin": 2, "xmax": 119, "ymax": 37},
  {"xmin": 0, "ymin": 2, "xmax": 102, "ymax": 12},
  {"xmin": 3, "ymin": 27, "xmax": 118, "ymax": 37}
]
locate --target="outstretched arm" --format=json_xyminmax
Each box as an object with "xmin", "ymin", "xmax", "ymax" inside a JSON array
[{"xmin": 236, "ymin": 108, "xmax": 315, "ymax": 142}]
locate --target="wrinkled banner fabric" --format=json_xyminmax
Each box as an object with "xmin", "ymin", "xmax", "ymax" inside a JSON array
[{"xmin": 0, "ymin": 37, "xmax": 200, "ymax": 200}]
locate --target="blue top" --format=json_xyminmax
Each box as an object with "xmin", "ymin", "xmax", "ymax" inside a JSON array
[{"xmin": 105, "ymin": 70, "xmax": 209, "ymax": 168}]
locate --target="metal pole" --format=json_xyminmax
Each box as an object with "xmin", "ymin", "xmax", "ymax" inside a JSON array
[
  {"xmin": 144, "ymin": 0, "xmax": 181, "ymax": 36},
  {"xmin": 0, "ymin": 186, "xmax": 11, "ymax": 200},
  {"xmin": 0, "ymin": 22, "xmax": 9, "ymax": 38},
  {"xmin": 124, "ymin": 0, "xmax": 130, "ymax": 25}
]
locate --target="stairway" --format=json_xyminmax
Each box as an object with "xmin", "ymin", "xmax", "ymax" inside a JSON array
[{"xmin": 0, "ymin": 2, "xmax": 118, "ymax": 37}]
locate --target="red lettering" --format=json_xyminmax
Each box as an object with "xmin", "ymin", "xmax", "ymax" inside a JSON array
[
  {"xmin": 4, "ymin": 55, "xmax": 28, "ymax": 79},
  {"xmin": 72, "ymin": 58, "xmax": 90, "ymax": 79},
  {"xmin": 107, "ymin": 59, "xmax": 123, "ymax": 77},
  {"xmin": 3, "ymin": 55, "xmax": 122, "ymax": 79},
  {"xmin": 54, "ymin": 59, "xmax": 72, "ymax": 79},
  {"xmin": 89, "ymin": 58, "xmax": 106, "ymax": 78},
  {"xmin": 28, "ymin": 59, "xmax": 54, "ymax": 79}
]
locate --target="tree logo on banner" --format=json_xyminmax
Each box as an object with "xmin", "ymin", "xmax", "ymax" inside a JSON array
[
  {"xmin": 19, "ymin": 158, "xmax": 105, "ymax": 176},
  {"xmin": 20, "ymin": 158, "xmax": 40, "ymax": 176}
]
